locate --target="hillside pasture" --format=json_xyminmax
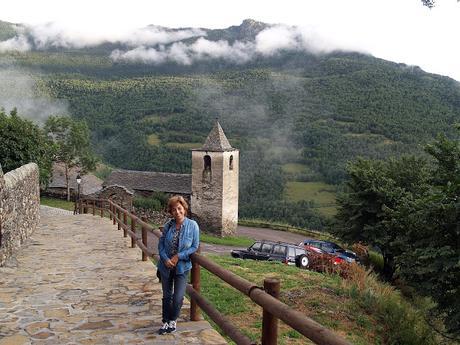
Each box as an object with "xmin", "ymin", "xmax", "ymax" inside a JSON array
[
  {"xmin": 147, "ymin": 134, "xmax": 161, "ymax": 145},
  {"xmin": 165, "ymin": 142, "xmax": 202, "ymax": 149},
  {"xmin": 285, "ymin": 181, "xmax": 336, "ymax": 204},
  {"xmin": 201, "ymin": 255, "xmax": 438, "ymax": 345},
  {"xmin": 285, "ymin": 181, "xmax": 338, "ymax": 217}
]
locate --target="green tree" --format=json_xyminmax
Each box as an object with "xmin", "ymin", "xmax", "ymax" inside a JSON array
[
  {"xmin": 0, "ymin": 108, "xmax": 54, "ymax": 185},
  {"xmin": 333, "ymin": 155, "xmax": 430, "ymax": 280},
  {"xmin": 395, "ymin": 130, "xmax": 460, "ymax": 336},
  {"xmin": 333, "ymin": 130, "xmax": 460, "ymax": 337},
  {"xmin": 44, "ymin": 116, "xmax": 98, "ymax": 200}
]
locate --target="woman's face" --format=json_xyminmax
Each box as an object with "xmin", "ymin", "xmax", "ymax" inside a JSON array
[{"xmin": 170, "ymin": 202, "xmax": 186, "ymax": 223}]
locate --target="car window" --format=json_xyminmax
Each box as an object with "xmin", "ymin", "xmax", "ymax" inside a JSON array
[
  {"xmin": 295, "ymin": 248, "xmax": 305, "ymax": 256},
  {"xmin": 272, "ymin": 245, "xmax": 286, "ymax": 255},
  {"xmin": 261, "ymin": 243, "xmax": 273, "ymax": 253},
  {"xmin": 288, "ymin": 247, "xmax": 295, "ymax": 258},
  {"xmin": 250, "ymin": 242, "xmax": 262, "ymax": 251}
]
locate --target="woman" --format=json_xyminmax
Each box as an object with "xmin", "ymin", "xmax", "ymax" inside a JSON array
[{"xmin": 157, "ymin": 195, "xmax": 200, "ymax": 335}]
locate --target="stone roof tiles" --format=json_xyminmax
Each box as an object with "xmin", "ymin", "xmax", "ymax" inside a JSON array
[
  {"xmin": 200, "ymin": 121, "xmax": 234, "ymax": 152},
  {"xmin": 103, "ymin": 169, "xmax": 192, "ymax": 195}
]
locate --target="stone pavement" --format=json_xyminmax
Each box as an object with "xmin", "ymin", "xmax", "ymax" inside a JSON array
[{"xmin": 0, "ymin": 206, "xmax": 227, "ymax": 345}]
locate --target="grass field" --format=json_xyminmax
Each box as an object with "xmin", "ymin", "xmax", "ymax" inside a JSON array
[
  {"xmin": 200, "ymin": 255, "xmax": 439, "ymax": 345},
  {"xmin": 40, "ymin": 197, "xmax": 75, "ymax": 211},
  {"xmin": 284, "ymin": 181, "xmax": 338, "ymax": 217},
  {"xmin": 200, "ymin": 233, "xmax": 253, "ymax": 247},
  {"xmin": 285, "ymin": 181, "xmax": 336, "ymax": 204},
  {"xmin": 141, "ymin": 115, "xmax": 166, "ymax": 124},
  {"xmin": 147, "ymin": 134, "xmax": 161, "ymax": 145},
  {"xmin": 165, "ymin": 142, "xmax": 202, "ymax": 149},
  {"xmin": 281, "ymin": 163, "xmax": 312, "ymax": 174}
]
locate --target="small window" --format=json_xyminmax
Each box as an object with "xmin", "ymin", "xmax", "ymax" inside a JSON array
[
  {"xmin": 229, "ymin": 155, "xmax": 234, "ymax": 170},
  {"xmin": 203, "ymin": 155, "xmax": 212, "ymax": 181},
  {"xmin": 272, "ymin": 245, "xmax": 286, "ymax": 256},
  {"xmin": 250, "ymin": 242, "xmax": 262, "ymax": 252},
  {"xmin": 261, "ymin": 243, "xmax": 273, "ymax": 253},
  {"xmin": 295, "ymin": 248, "xmax": 305, "ymax": 257},
  {"xmin": 204, "ymin": 155, "xmax": 211, "ymax": 170}
]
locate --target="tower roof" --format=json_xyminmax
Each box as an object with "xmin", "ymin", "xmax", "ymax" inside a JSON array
[{"xmin": 200, "ymin": 121, "xmax": 234, "ymax": 152}]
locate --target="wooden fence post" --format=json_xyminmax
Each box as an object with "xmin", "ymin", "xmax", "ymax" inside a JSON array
[
  {"xmin": 123, "ymin": 211, "xmax": 128, "ymax": 237},
  {"xmin": 141, "ymin": 217, "xmax": 148, "ymax": 261},
  {"xmin": 112, "ymin": 205, "xmax": 116, "ymax": 225},
  {"xmin": 190, "ymin": 245, "xmax": 201, "ymax": 321},
  {"xmin": 92, "ymin": 200, "xmax": 96, "ymax": 216},
  {"xmin": 117, "ymin": 209, "xmax": 121, "ymax": 230},
  {"xmin": 131, "ymin": 216, "xmax": 136, "ymax": 248},
  {"xmin": 100, "ymin": 201, "xmax": 104, "ymax": 217},
  {"xmin": 261, "ymin": 278, "xmax": 280, "ymax": 345}
]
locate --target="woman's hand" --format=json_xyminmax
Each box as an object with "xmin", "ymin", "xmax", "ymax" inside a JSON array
[
  {"xmin": 165, "ymin": 259, "xmax": 175, "ymax": 269},
  {"xmin": 170, "ymin": 255, "xmax": 179, "ymax": 266}
]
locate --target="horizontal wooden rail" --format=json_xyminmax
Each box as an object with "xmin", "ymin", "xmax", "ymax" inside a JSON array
[
  {"xmin": 186, "ymin": 284, "xmax": 254, "ymax": 345},
  {"xmin": 77, "ymin": 198, "xmax": 352, "ymax": 345}
]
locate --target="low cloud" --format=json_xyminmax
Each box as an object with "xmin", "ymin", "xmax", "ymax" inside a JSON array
[
  {"xmin": 0, "ymin": 35, "xmax": 31, "ymax": 52},
  {"xmin": 111, "ymin": 25, "xmax": 355, "ymax": 64},
  {"xmin": 0, "ymin": 21, "xmax": 356, "ymax": 64},
  {"xmin": 111, "ymin": 38, "xmax": 255, "ymax": 65},
  {"xmin": 0, "ymin": 22, "xmax": 206, "ymax": 51},
  {"xmin": 0, "ymin": 64, "xmax": 69, "ymax": 123}
]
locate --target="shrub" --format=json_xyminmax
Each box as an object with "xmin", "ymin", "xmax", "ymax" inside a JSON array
[
  {"xmin": 133, "ymin": 196, "xmax": 163, "ymax": 211},
  {"xmin": 341, "ymin": 264, "xmax": 437, "ymax": 345}
]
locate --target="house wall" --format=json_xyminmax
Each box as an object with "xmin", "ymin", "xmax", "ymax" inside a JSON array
[
  {"xmin": 0, "ymin": 163, "xmax": 40, "ymax": 266},
  {"xmin": 221, "ymin": 150, "xmax": 239, "ymax": 235}
]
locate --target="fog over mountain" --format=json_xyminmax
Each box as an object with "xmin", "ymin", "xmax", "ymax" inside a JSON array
[{"xmin": 0, "ymin": 19, "xmax": 366, "ymax": 65}]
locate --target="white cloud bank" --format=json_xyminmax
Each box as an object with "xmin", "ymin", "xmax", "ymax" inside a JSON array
[
  {"xmin": 0, "ymin": 22, "xmax": 206, "ymax": 51},
  {"xmin": 0, "ymin": 35, "xmax": 31, "ymax": 52},
  {"xmin": 110, "ymin": 25, "xmax": 357, "ymax": 65}
]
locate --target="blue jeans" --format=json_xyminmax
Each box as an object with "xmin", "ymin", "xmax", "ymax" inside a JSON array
[{"xmin": 160, "ymin": 269, "xmax": 189, "ymax": 323}]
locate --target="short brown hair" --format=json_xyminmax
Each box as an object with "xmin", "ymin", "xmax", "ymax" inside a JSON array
[{"xmin": 167, "ymin": 195, "xmax": 189, "ymax": 216}]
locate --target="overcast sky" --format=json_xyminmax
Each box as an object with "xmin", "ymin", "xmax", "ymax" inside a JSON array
[{"xmin": 2, "ymin": 0, "xmax": 460, "ymax": 81}]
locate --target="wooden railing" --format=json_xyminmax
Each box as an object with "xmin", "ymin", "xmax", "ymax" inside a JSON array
[{"xmin": 77, "ymin": 198, "xmax": 351, "ymax": 345}]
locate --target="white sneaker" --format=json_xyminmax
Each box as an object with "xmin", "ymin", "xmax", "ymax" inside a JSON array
[
  {"xmin": 168, "ymin": 320, "xmax": 176, "ymax": 333},
  {"xmin": 158, "ymin": 322, "xmax": 169, "ymax": 335}
]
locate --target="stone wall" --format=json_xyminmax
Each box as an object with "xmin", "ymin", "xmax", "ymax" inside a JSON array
[
  {"xmin": 191, "ymin": 149, "xmax": 239, "ymax": 236},
  {"xmin": 0, "ymin": 163, "xmax": 40, "ymax": 266}
]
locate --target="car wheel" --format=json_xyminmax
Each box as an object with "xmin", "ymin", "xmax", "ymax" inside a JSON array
[{"xmin": 296, "ymin": 255, "xmax": 309, "ymax": 269}]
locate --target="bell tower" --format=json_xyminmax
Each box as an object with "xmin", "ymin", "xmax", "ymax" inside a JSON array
[{"xmin": 191, "ymin": 121, "xmax": 239, "ymax": 236}]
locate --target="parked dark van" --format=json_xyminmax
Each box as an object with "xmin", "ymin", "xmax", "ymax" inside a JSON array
[{"xmin": 231, "ymin": 240, "xmax": 310, "ymax": 268}]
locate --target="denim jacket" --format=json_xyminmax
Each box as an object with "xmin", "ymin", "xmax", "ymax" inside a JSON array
[{"xmin": 157, "ymin": 217, "xmax": 200, "ymax": 276}]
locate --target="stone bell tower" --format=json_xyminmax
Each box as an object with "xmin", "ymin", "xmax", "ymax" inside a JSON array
[{"xmin": 191, "ymin": 121, "xmax": 239, "ymax": 236}]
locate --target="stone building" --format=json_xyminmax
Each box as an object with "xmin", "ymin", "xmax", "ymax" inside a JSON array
[
  {"xmin": 101, "ymin": 121, "xmax": 239, "ymax": 236},
  {"xmin": 46, "ymin": 162, "xmax": 103, "ymax": 199},
  {"xmin": 191, "ymin": 122, "xmax": 239, "ymax": 236}
]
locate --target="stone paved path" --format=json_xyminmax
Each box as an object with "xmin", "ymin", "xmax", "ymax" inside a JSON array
[{"xmin": 0, "ymin": 207, "xmax": 227, "ymax": 345}]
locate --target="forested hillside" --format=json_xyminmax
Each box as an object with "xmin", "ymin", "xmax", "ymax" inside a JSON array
[{"xmin": 1, "ymin": 19, "xmax": 459, "ymax": 228}]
